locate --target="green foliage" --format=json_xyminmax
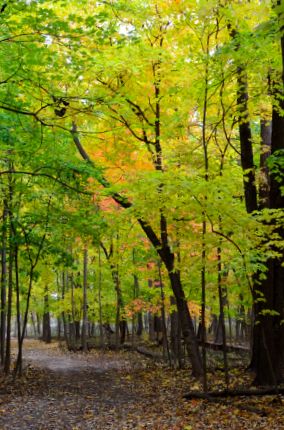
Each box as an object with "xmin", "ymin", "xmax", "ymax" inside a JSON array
[
  {"xmin": 0, "ymin": 0, "xmax": 282, "ymax": 337},
  {"xmin": 267, "ymin": 149, "xmax": 284, "ymax": 187}
]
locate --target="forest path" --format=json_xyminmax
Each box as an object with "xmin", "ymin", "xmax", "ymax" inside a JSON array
[
  {"xmin": 0, "ymin": 340, "xmax": 281, "ymax": 429},
  {"xmin": 0, "ymin": 340, "xmax": 186, "ymax": 430}
]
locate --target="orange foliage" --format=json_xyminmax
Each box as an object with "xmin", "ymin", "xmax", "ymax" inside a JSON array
[
  {"xmin": 187, "ymin": 301, "xmax": 201, "ymax": 319},
  {"xmin": 189, "ymin": 221, "xmax": 202, "ymax": 233},
  {"xmin": 188, "ymin": 301, "xmax": 211, "ymax": 327},
  {"xmin": 124, "ymin": 299, "xmax": 210, "ymax": 327},
  {"xmin": 87, "ymin": 144, "xmax": 153, "ymax": 186},
  {"xmin": 99, "ymin": 197, "xmax": 120, "ymax": 212},
  {"xmin": 124, "ymin": 298, "xmax": 163, "ymax": 318}
]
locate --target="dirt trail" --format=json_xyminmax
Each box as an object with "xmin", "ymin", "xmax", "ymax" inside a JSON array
[
  {"xmin": 23, "ymin": 344, "xmax": 131, "ymax": 373},
  {"xmin": 0, "ymin": 341, "xmax": 149, "ymax": 430},
  {"xmin": 0, "ymin": 340, "xmax": 282, "ymax": 430}
]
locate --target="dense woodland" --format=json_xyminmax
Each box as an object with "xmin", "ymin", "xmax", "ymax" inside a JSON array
[{"xmin": 0, "ymin": 0, "xmax": 284, "ymax": 400}]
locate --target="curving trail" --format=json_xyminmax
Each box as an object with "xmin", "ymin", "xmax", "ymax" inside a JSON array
[
  {"xmin": 0, "ymin": 341, "xmax": 146, "ymax": 430},
  {"xmin": 0, "ymin": 340, "xmax": 282, "ymax": 429}
]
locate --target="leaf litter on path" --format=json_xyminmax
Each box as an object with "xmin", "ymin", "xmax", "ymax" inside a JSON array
[{"xmin": 0, "ymin": 339, "xmax": 283, "ymax": 429}]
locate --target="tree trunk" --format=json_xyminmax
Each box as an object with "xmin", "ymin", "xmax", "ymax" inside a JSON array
[
  {"xmin": 168, "ymin": 270, "xmax": 203, "ymax": 377},
  {"xmin": 57, "ymin": 317, "xmax": 61, "ymax": 340},
  {"xmin": 170, "ymin": 296, "xmax": 182, "ymax": 368},
  {"xmin": 249, "ymin": 119, "xmax": 272, "ymax": 373},
  {"xmin": 4, "ymin": 207, "xmax": 13, "ymax": 374},
  {"xmin": 259, "ymin": 119, "xmax": 271, "ymax": 209},
  {"xmin": 0, "ymin": 201, "xmax": 8, "ymax": 366},
  {"xmin": 201, "ymin": 218, "xmax": 207, "ymax": 391},
  {"xmin": 98, "ymin": 247, "xmax": 103, "ymax": 347},
  {"xmin": 42, "ymin": 286, "xmax": 51, "ymax": 343},
  {"xmin": 158, "ymin": 260, "xmax": 171, "ymax": 365},
  {"xmin": 113, "ymin": 267, "xmax": 121, "ymax": 348},
  {"xmin": 15, "ymin": 243, "xmax": 22, "ymax": 373},
  {"xmin": 236, "ymin": 67, "xmax": 258, "ymax": 214},
  {"xmin": 136, "ymin": 313, "xmax": 143, "ymax": 337},
  {"xmin": 217, "ymin": 246, "xmax": 229, "ymax": 388},
  {"xmin": 62, "ymin": 271, "xmax": 69, "ymax": 346},
  {"xmin": 36, "ymin": 312, "xmax": 41, "ymax": 337},
  {"xmin": 251, "ymin": 261, "xmax": 282, "ymax": 385},
  {"xmin": 230, "ymin": 26, "xmax": 281, "ymax": 385},
  {"xmin": 250, "ymin": 11, "xmax": 284, "ymax": 384},
  {"xmin": 75, "ymin": 321, "xmax": 80, "ymax": 341},
  {"xmin": 81, "ymin": 246, "xmax": 88, "ymax": 352},
  {"xmin": 101, "ymin": 241, "xmax": 125, "ymax": 347},
  {"xmin": 148, "ymin": 312, "xmax": 155, "ymax": 342}
]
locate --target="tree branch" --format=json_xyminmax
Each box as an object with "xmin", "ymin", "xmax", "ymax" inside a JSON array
[
  {"xmin": 70, "ymin": 123, "xmax": 162, "ymax": 249},
  {"xmin": 0, "ymin": 170, "xmax": 92, "ymax": 195}
]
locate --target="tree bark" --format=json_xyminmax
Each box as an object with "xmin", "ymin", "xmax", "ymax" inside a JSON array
[
  {"xmin": 98, "ymin": 247, "xmax": 104, "ymax": 347},
  {"xmin": 229, "ymin": 23, "xmax": 284, "ymax": 385},
  {"xmin": 62, "ymin": 271, "xmax": 69, "ymax": 346},
  {"xmin": 42, "ymin": 286, "xmax": 51, "ymax": 343},
  {"xmin": 0, "ymin": 201, "xmax": 8, "ymax": 366},
  {"xmin": 170, "ymin": 296, "xmax": 182, "ymax": 368},
  {"xmin": 168, "ymin": 270, "xmax": 203, "ymax": 376},
  {"xmin": 14, "ymin": 242, "xmax": 22, "ymax": 373},
  {"xmin": 236, "ymin": 66, "xmax": 258, "ymax": 214},
  {"xmin": 101, "ymin": 241, "xmax": 126, "ymax": 346},
  {"xmin": 259, "ymin": 120, "xmax": 272, "ymax": 209},
  {"xmin": 217, "ymin": 246, "xmax": 229, "ymax": 388},
  {"xmin": 4, "ymin": 172, "xmax": 14, "ymax": 374},
  {"xmin": 81, "ymin": 246, "xmax": 88, "ymax": 352},
  {"xmin": 250, "ymin": 4, "xmax": 284, "ymax": 384},
  {"xmin": 4, "ymin": 198, "xmax": 13, "ymax": 374}
]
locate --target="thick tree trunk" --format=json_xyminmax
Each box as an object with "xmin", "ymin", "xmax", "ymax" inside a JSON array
[
  {"xmin": 158, "ymin": 261, "xmax": 171, "ymax": 365},
  {"xmin": 30, "ymin": 313, "xmax": 37, "ymax": 338},
  {"xmin": 232, "ymin": 28, "xmax": 283, "ymax": 385},
  {"xmin": 236, "ymin": 67, "xmax": 258, "ymax": 214},
  {"xmin": 148, "ymin": 312, "xmax": 155, "ymax": 342},
  {"xmin": 249, "ymin": 120, "xmax": 272, "ymax": 375},
  {"xmin": 168, "ymin": 270, "xmax": 203, "ymax": 377},
  {"xmin": 62, "ymin": 271, "xmax": 69, "ymax": 346},
  {"xmin": 36, "ymin": 312, "xmax": 41, "ymax": 337},
  {"xmin": 251, "ymin": 261, "xmax": 282, "ymax": 385},
  {"xmin": 119, "ymin": 320, "xmax": 127, "ymax": 345},
  {"xmin": 136, "ymin": 313, "xmax": 143, "ymax": 336},
  {"xmin": 42, "ymin": 287, "xmax": 51, "ymax": 344},
  {"xmin": 170, "ymin": 296, "xmax": 182, "ymax": 368},
  {"xmin": 252, "ymin": 8, "xmax": 284, "ymax": 383},
  {"xmin": 259, "ymin": 120, "xmax": 271, "ymax": 209},
  {"xmin": 57, "ymin": 318, "xmax": 61, "ymax": 340},
  {"xmin": 75, "ymin": 321, "xmax": 80, "ymax": 341}
]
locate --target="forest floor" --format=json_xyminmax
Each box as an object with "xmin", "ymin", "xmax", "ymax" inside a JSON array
[{"xmin": 0, "ymin": 340, "xmax": 284, "ymax": 429}]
